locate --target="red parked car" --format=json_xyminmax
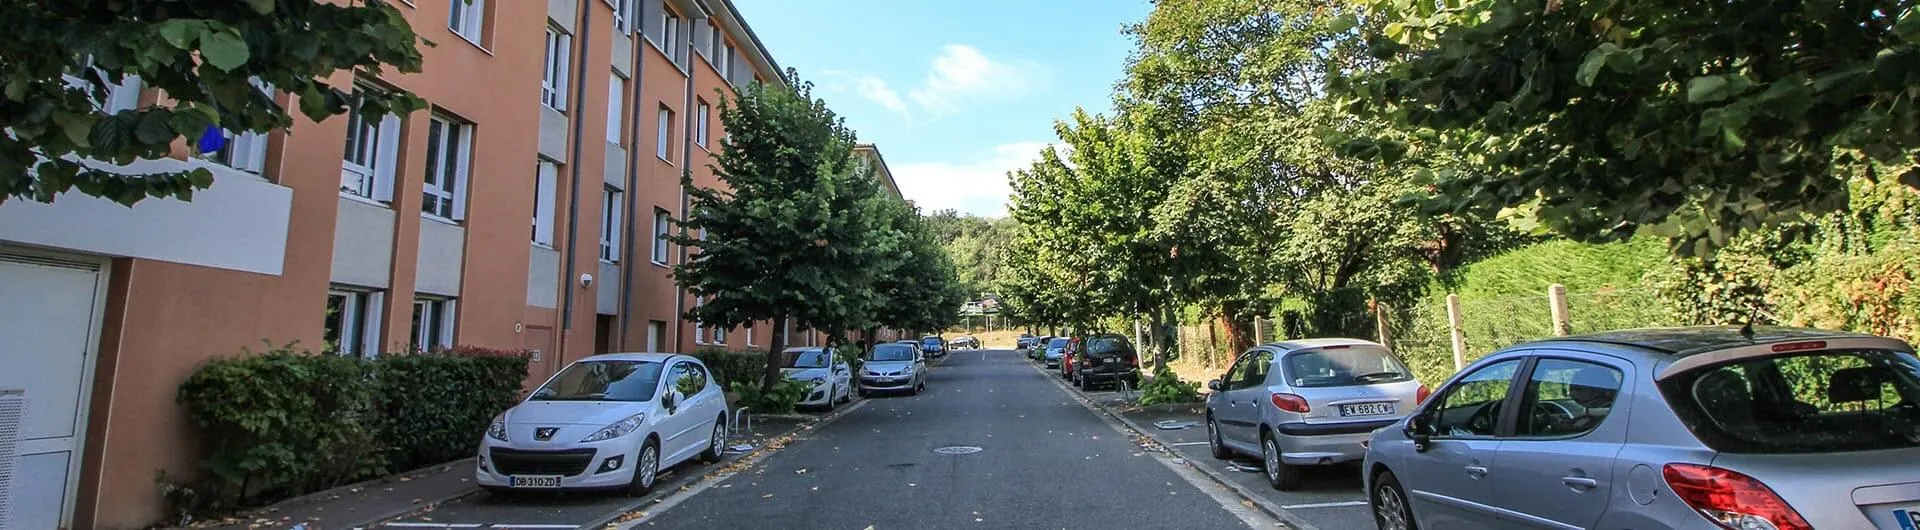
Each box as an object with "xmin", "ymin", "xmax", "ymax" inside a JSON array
[{"xmin": 1059, "ymin": 336, "xmax": 1083, "ymax": 380}]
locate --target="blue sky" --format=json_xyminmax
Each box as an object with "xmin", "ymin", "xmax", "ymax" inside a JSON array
[{"xmin": 731, "ymin": 0, "xmax": 1153, "ymax": 217}]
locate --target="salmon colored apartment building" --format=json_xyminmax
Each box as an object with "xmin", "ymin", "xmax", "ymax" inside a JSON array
[{"xmin": 0, "ymin": 0, "xmax": 904, "ymax": 527}]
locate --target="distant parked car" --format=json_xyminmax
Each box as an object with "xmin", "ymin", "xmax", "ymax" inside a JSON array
[
  {"xmin": 1028, "ymin": 335, "xmax": 1054, "ymax": 361},
  {"xmin": 920, "ymin": 335, "xmax": 947, "ymax": 358},
  {"xmin": 1204, "ymin": 338, "xmax": 1425, "ymax": 491},
  {"xmin": 1071, "ymin": 333, "xmax": 1141, "ymax": 390},
  {"xmin": 1017, "ymin": 333, "xmax": 1037, "ymax": 349},
  {"xmin": 858, "ymin": 343, "xmax": 928, "ymax": 396},
  {"xmin": 478, "ymin": 353, "xmax": 727, "ymax": 496},
  {"xmin": 1364, "ymin": 326, "xmax": 1920, "ymax": 530},
  {"xmin": 778, "ymin": 347, "xmax": 853, "ymax": 410},
  {"xmin": 951, "ymin": 335, "xmax": 979, "ymax": 350},
  {"xmin": 1041, "ymin": 337, "xmax": 1069, "ymax": 368}
]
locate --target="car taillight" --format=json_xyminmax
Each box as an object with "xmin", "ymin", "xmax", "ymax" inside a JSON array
[
  {"xmin": 1662, "ymin": 463, "xmax": 1812, "ymax": 530},
  {"xmin": 1415, "ymin": 385, "xmax": 1431, "ymax": 404},
  {"xmin": 1271, "ymin": 393, "xmax": 1310, "ymax": 413}
]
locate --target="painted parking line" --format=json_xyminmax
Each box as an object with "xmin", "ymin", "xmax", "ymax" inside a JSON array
[
  {"xmin": 374, "ymin": 524, "xmax": 580, "ymax": 529},
  {"xmin": 1168, "ymin": 441, "xmax": 1210, "ymax": 447},
  {"xmin": 1279, "ymin": 501, "xmax": 1369, "ymax": 510},
  {"xmin": 376, "ymin": 524, "xmax": 483, "ymax": 528}
]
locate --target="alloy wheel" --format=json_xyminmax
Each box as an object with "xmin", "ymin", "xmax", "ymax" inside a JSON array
[
  {"xmin": 710, "ymin": 422, "xmax": 726, "ymax": 456},
  {"xmin": 1263, "ymin": 438, "xmax": 1281, "ymax": 483},
  {"xmin": 1376, "ymin": 481, "xmax": 1411, "ymax": 530},
  {"xmin": 638, "ymin": 444, "xmax": 659, "ymax": 489}
]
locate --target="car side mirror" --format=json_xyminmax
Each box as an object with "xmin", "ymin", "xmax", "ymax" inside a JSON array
[
  {"xmin": 1406, "ymin": 415, "xmax": 1432, "ymax": 452},
  {"xmin": 1206, "ymin": 379, "xmax": 1222, "ymax": 392},
  {"xmin": 662, "ymin": 391, "xmax": 682, "ymax": 412}
]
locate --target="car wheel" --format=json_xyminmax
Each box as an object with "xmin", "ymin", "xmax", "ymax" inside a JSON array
[
  {"xmin": 824, "ymin": 383, "xmax": 838, "ymax": 410},
  {"xmin": 1371, "ymin": 470, "xmax": 1418, "ymax": 530},
  {"xmin": 1262, "ymin": 432, "xmax": 1300, "ymax": 491},
  {"xmin": 628, "ymin": 438, "xmax": 661, "ymax": 496},
  {"xmin": 700, "ymin": 418, "xmax": 727, "ymax": 463},
  {"xmin": 1207, "ymin": 417, "xmax": 1231, "ymax": 460},
  {"xmin": 858, "ymin": 388, "xmax": 869, "ymax": 398}
]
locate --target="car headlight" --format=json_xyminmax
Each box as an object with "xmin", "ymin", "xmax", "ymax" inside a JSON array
[
  {"xmin": 809, "ymin": 377, "xmax": 826, "ymax": 385},
  {"xmin": 487, "ymin": 414, "xmax": 509, "ymax": 442},
  {"xmin": 580, "ymin": 413, "xmax": 646, "ymax": 443}
]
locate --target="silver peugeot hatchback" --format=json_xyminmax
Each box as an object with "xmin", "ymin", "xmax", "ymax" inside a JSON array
[
  {"xmin": 1204, "ymin": 338, "xmax": 1428, "ymax": 490},
  {"xmin": 1363, "ymin": 326, "xmax": 1920, "ymax": 530}
]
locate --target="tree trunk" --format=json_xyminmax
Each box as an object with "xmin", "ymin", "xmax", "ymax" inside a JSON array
[
  {"xmin": 1221, "ymin": 300, "xmax": 1256, "ymax": 355},
  {"xmin": 763, "ymin": 316, "xmax": 789, "ymax": 391},
  {"xmin": 863, "ymin": 326, "xmax": 879, "ymax": 352},
  {"xmin": 1147, "ymin": 308, "xmax": 1170, "ymax": 369}
]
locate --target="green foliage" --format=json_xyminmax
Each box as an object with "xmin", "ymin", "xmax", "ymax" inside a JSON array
[
  {"xmin": 925, "ymin": 210, "xmax": 1018, "ymax": 299},
  {"xmin": 687, "ymin": 346, "xmax": 768, "ymax": 390},
  {"xmin": 174, "ymin": 344, "xmax": 527, "ymax": 510},
  {"xmin": 728, "ymin": 379, "xmax": 812, "ymax": 415},
  {"xmin": 1136, "ymin": 365, "xmax": 1203, "ymax": 406},
  {"xmin": 0, "ymin": 0, "xmax": 427, "ymax": 205},
  {"xmin": 1446, "ymin": 239, "xmax": 1666, "ymax": 299},
  {"xmin": 1339, "ymin": 0, "xmax": 1920, "ymax": 255}
]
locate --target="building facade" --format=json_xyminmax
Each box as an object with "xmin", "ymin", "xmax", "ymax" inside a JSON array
[{"xmin": 0, "ymin": 0, "xmax": 899, "ymax": 527}]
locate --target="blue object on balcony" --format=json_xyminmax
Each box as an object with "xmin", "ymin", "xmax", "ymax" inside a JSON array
[{"xmin": 197, "ymin": 125, "xmax": 226, "ymax": 154}]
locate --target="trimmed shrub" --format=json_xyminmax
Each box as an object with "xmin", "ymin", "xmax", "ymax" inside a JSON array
[
  {"xmin": 1136, "ymin": 365, "xmax": 1203, "ymax": 406},
  {"xmin": 689, "ymin": 346, "xmax": 769, "ymax": 388},
  {"xmin": 174, "ymin": 344, "xmax": 528, "ymax": 512},
  {"xmin": 729, "ymin": 379, "xmax": 812, "ymax": 414}
]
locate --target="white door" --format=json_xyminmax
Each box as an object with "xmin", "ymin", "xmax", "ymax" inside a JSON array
[{"xmin": 0, "ymin": 255, "xmax": 106, "ymax": 530}]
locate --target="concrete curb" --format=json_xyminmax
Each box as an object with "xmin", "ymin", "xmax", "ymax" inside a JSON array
[
  {"xmin": 354, "ymin": 487, "xmax": 486, "ymax": 530},
  {"xmin": 1028, "ymin": 360, "xmax": 1325, "ymax": 530},
  {"xmin": 582, "ymin": 396, "xmax": 876, "ymax": 530}
]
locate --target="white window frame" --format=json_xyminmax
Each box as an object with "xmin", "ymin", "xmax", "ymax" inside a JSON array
[
  {"xmin": 651, "ymin": 209, "xmax": 671, "ymax": 265},
  {"xmin": 422, "ymin": 115, "xmax": 473, "ymax": 220},
  {"xmin": 692, "ymin": 297, "xmax": 707, "ymax": 344},
  {"xmin": 609, "ymin": 0, "xmax": 634, "ymax": 34},
  {"xmin": 647, "ymin": 320, "xmax": 666, "ymax": 353},
  {"xmin": 196, "ymin": 78, "xmax": 274, "ymax": 174},
  {"xmin": 655, "ymin": 106, "xmax": 674, "ymax": 163},
  {"xmin": 412, "ymin": 297, "xmax": 457, "ymax": 353},
  {"xmin": 341, "ymin": 87, "xmax": 399, "ymax": 203},
  {"xmin": 719, "ymin": 41, "xmax": 735, "ymax": 81},
  {"xmin": 662, "ymin": 11, "xmax": 682, "ymax": 62},
  {"xmin": 326, "ymin": 288, "xmax": 384, "ymax": 358},
  {"xmin": 695, "ymin": 101, "xmax": 710, "ymax": 149},
  {"xmin": 449, "ymin": 0, "xmax": 486, "ymax": 44},
  {"xmin": 533, "ymin": 160, "xmax": 559, "ymax": 246},
  {"xmin": 713, "ymin": 324, "xmax": 727, "ymax": 345},
  {"xmin": 707, "ymin": 22, "xmax": 723, "ymax": 64},
  {"xmin": 601, "ymin": 186, "xmax": 624, "ymax": 263},
  {"xmin": 542, "ymin": 25, "xmax": 571, "ymax": 111},
  {"xmin": 64, "ymin": 56, "xmax": 143, "ymax": 114},
  {"xmin": 746, "ymin": 322, "xmax": 756, "ymax": 347},
  {"xmin": 607, "ymin": 73, "xmax": 626, "ymax": 143}
]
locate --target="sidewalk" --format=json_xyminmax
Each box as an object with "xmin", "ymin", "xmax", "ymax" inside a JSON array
[
  {"xmin": 1068, "ymin": 380, "xmax": 1373, "ymax": 530},
  {"xmin": 177, "ymin": 412, "xmax": 826, "ymax": 530}
]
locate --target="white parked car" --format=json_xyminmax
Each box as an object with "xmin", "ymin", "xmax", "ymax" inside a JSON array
[
  {"xmin": 477, "ymin": 353, "xmax": 728, "ymax": 496},
  {"xmin": 780, "ymin": 347, "xmax": 853, "ymax": 409}
]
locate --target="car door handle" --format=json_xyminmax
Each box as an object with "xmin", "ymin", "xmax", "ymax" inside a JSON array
[
  {"xmin": 1561, "ymin": 476, "xmax": 1599, "ymax": 489},
  {"xmin": 1464, "ymin": 465, "xmax": 1488, "ymax": 478}
]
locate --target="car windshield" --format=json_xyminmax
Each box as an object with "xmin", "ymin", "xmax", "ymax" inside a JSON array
[
  {"xmin": 1084, "ymin": 336, "xmax": 1134, "ymax": 357},
  {"xmin": 1662, "ymin": 348, "xmax": 1920, "ymax": 454},
  {"xmin": 780, "ymin": 349, "xmax": 831, "ymax": 369},
  {"xmin": 870, "ymin": 344, "xmax": 916, "ymax": 362},
  {"xmin": 529, "ymin": 360, "xmax": 663, "ymax": 402},
  {"xmin": 921, "ymin": 337, "xmax": 941, "ymax": 346},
  {"xmin": 1282, "ymin": 347, "xmax": 1414, "ymax": 387},
  {"xmin": 1048, "ymin": 338, "xmax": 1069, "ymax": 349}
]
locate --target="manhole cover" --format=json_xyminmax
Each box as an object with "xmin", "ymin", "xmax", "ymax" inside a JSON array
[{"xmin": 933, "ymin": 445, "xmax": 984, "ymax": 455}]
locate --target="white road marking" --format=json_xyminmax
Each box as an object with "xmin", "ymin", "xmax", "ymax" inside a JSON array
[
  {"xmin": 1168, "ymin": 441, "xmax": 1211, "ymax": 447},
  {"xmin": 381, "ymin": 524, "xmax": 482, "ymax": 528},
  {"xmin": 1279, "ymin": 501, "xmax": 1369, "ymax": 510},
  {"xmin": 490, "ymin": 525, "xmax": 579, "ymax": 529}
]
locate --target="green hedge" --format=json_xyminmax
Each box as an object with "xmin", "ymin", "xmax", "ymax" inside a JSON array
[
  {"xmin": 689, "ymin": 346, "xmax": 769, "ymax": 389},
  {"xmin": 174, "ymin": 344, "xmax": 527, "ymax": 511}
]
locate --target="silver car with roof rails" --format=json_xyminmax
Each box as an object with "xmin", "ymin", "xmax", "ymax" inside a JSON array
[
  {"xmin": 1363, "ymin": 326, "xmax": 1920, "ymax": 530},
  {"xmin": 1204, "ymin": 338, "xmax": 1429, "ymax": 491}
]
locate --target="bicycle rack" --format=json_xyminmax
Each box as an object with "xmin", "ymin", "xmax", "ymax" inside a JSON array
[
  {"xmin": 729, "ymin": 406, "xmax": 752, "ymax": 438},
  {"xmin": 1118, "ymin": 380, "xmax": 1139, "ymax": 402}
]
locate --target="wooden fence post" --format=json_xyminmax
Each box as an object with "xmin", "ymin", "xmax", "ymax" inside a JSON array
[
  {"xmin": 1372, "ymin": 299, "xmax": 1395, "ymax": 353},
  {"xmin": 1548, "ymin": 283, "xmax": 1572, "ymax": 336},
  {"xmin": 1446, "ymin": 294, "xmax": 1467, "ymax": 371}
]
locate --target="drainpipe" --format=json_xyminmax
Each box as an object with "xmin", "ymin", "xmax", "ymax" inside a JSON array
[
  {"xmin": 616, "ymin": 3, "xmax": 649, "ymax": 349},
  {"xmin": 558, "ymin": 1, "xmax": 596, "ymax": 360},
  {"xmin": 670, "ymin": 9, "xmax": 700, "ymax": 354}
]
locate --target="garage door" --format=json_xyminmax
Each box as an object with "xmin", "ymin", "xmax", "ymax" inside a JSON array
[{"xmin": 0, "ymin": 254, "xmax": 105, "ymax": 530}]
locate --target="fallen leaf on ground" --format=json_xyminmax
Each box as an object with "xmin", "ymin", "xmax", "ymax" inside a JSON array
[{"xmin": 763, "ymin": 493, "xmax": 774, "ymax": 498}]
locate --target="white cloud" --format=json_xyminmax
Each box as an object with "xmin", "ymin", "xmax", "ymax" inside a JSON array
[
  {"xmin": 827, "ymin": 45, "xmax": 1040, "ymax": 122},
  {"xmin": 893, "ymin": 141, "xmax": 1054, "ymax": 217}
]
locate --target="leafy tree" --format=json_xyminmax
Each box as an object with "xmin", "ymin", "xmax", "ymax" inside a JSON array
[
  {"xmin": 1, "ymin": 0, "xmax": 427, "ymax": 204},
  {"xmin": 1339, "ymin": 0, "xmax": 1920, "ymax": 255},
  {"xmin": 866, "ymin": 199, "xmax": 967, "ymax": 338},
  {"xmin": 674, "ymin": 72, "xmax": 890, "ymax": 390}
]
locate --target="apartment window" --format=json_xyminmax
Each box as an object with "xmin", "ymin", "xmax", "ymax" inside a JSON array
[
  {"xmin": 651, "ymin": 208, "xmax": 671, "ymax": 264},
  {"xmin": 695, "ymin": 100, "xmax": 710, "ymax": 149},
  {"xmin": 601, "ymin": 186, "xmax": 624, "ymax": 262},
  {"xmin": 662, "ymin": 11, "xmax": 681, "ymax": 62},
  {"xmin": 647, "ymin": 320, "xmax": 666, "ymax": 352},
  {"xmin": 325, "ymin": 288, "xmax": 384, "ymax": 358},
  {"xmin": 746, "ymin": 322, "xmax": 756, "ymax": 347},
  {"xmin": 341, "ymin": 87, "xmax": 398, "ymax": 202},
  {"xmin": 204, "ymin": 128, "xmax": 269, "ymax": 174},
  {"xmin": 609, "ymin": 0, "xmax": 634, "ymax": 34},
  {"xmin": 411, "ymin": 297, "xmax": 457, "ymax": 353},
  {"xmin": 607, "ymin": 73, "xmax": 626, "ymax": 143},
  {"xmin": 692, "ymin": 297, "xmax": 706, "ymax": 344},
  {"xmin": 719, "ymin": 41, "xmax": 735, "ymax": 80},
  {"xmin": 64, "ymin": 56, "xmax": 142, "ymax": 114},
  {"xmin": 542, "ymin": 25, "xmax": 572, "ymax": 110},
  {"xmin": 422, "ymin": 115, "xmax": 473, "ymax": 220},
  {"xmin": 533, "ymin": 160, "xmax": 559, "ymax": 246},
  {"xmin": 448, "ymin": 0, "xmax": 486, "ymax": 43},
  {"xmin": 713, "ymin": 324, "xmax": 727, "ymax": 345},
  {"xmin": 655, "ymin": 106, "xmax": 674, "ymax": 162},
  {"xmin": 707, "ymin": 22, "xmax": 723, "ymax": 63}
]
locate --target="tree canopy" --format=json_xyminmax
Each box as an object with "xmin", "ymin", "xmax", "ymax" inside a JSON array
[{"xmin": 1, "ymin": 0, "xmax": 427, "ymax": 205}]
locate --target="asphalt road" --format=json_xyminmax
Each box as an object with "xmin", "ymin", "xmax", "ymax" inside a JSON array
[{"xmin": 634, "ymin": 348, "xmax": 1273, "ymax": 529}]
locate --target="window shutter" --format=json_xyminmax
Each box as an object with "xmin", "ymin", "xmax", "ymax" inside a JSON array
[
  {"xmin": 452, "ymin": 125, "xmax": 474, "ymax": 220},
  {"xmin": 372, "ymin": 115, "xmax": 401, "ymax": 202}
]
